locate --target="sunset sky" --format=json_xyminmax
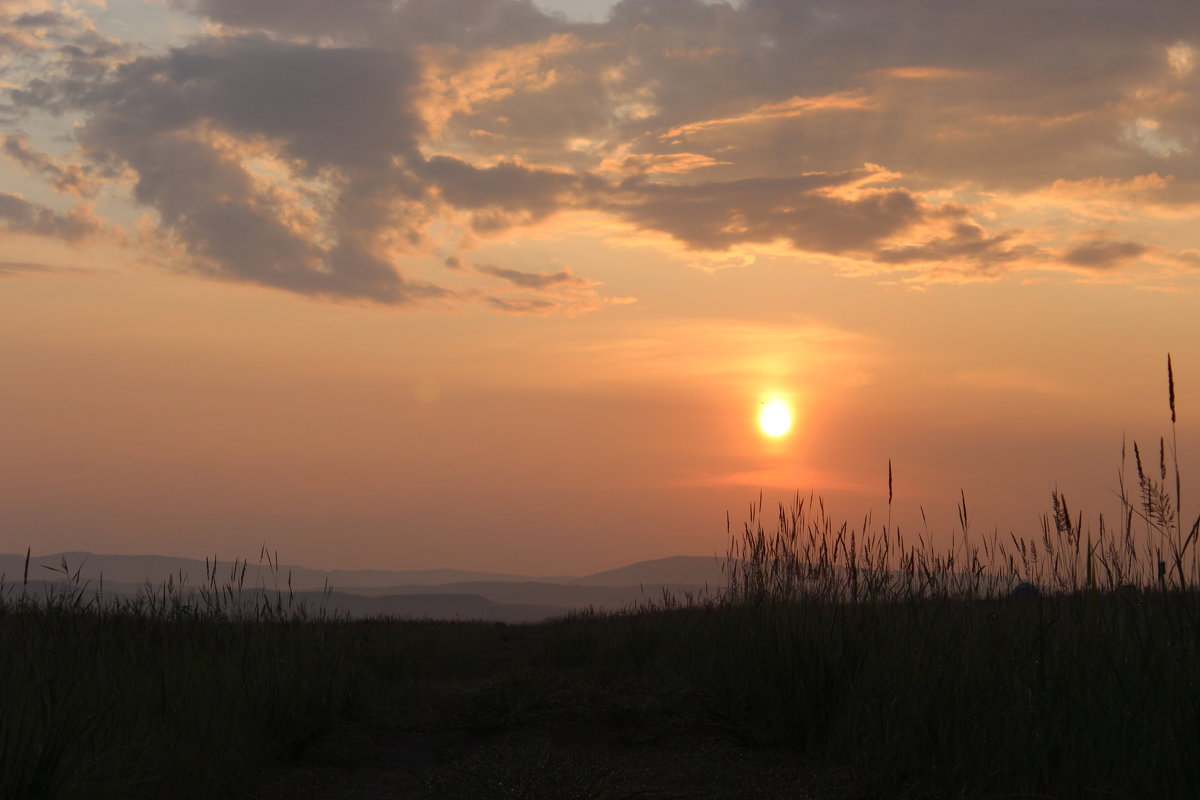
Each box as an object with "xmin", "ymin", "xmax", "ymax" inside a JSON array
[{"xmin": 2, "ymin": 0, "xmax": 1198, "ymax": 575}]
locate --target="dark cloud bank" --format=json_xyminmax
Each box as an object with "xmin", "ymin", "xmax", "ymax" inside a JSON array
[{"xmin": 3, "ymin": 0, "xmax": 1198, "ymax": 302}]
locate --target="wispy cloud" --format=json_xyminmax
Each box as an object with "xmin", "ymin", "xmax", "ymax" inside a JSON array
[
  {"xmin": 0, "ymin": 259, "xmax": 54, "ymax": 276},
  {"xmin": 1, "ymin": 133, "xmax": 96, "ymax": 197},
  {"xmin": 659, "ymin": 90, "xmax": 871, "ymax": 141},
  {"xmin": 1062, "ymin": 239, "xmax": 1148, "ymax": 270},
  {"xmin": 953, "ymin": 367, "xmax": 1071, "ymax": 397},
  {"xmin": 0, "ymin": 192, "xmax": 98, "ymax": 242},
  {"xmin": 475, "ymin": 262, "xmax": 585, "ymax": 289}
]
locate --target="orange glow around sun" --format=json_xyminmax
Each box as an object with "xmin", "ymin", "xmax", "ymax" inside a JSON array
[{"xmin": 759, "ymin": 400, "xmax": 792, "ymax": 437}]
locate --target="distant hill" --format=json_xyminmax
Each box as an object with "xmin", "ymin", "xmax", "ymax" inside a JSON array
[
  {"xmin": 0, "ymin": 551, "xmax": 733, "ymax": 621},
  {"xmin": 0, "ymin": 552, "xmax": 731, "ymax": 591},
  {"xmin": 573, "ymin": 555, "xmax": 729, "ymax": 588},
  {"xmin": 1, "ymin": 580, "xmax": 566, "ymax": 623},
  {"xmin": 0, "ymin": 552, "xmax": 567, "ymax": 592},
  {"xmin": 0, "ymin": 550, "xmax": 1025, "ymax": 620}
]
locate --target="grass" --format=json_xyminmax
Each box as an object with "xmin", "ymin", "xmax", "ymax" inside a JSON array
[
  {"xmin": 2, "ymin": 356, "xmax": 1198, "ymax": 798},
  {"xmin": 0, "ymin": 568, "xmax": 351, "ymax": 798}
]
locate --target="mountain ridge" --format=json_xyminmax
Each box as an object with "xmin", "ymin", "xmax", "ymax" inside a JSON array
[
  {"xmin": 0, "ymin": 552, "xmax": 731, "ymax": 620},
  {"xmin": 0, "ymin": 551, "xmax": 727, "ymax": 590}
]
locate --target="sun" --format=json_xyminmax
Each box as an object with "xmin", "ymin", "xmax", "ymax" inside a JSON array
[{"xmin": 759, "ymin": 400, "xmax": 792, "ymax": 437}]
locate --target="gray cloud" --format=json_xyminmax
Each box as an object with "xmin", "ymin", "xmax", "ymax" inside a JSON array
[
  {"xmin": 5, "ymin": 0, "xmax": 1196, "ymax": 302},
  {"xmin": 2, "ymin": 133, "xmax": 95, "ymax": 196},
  {"xmin": 873, "ymin": 219, "xmax": 1046, "ymax": 276},
  {"xmin": 421, "ymin": 156, "xmax": 586, "ymax": 232},
  {"xmin": 471, "ymin": 257, "xmax": 624, "ymax": 315},
  {"xmin": 425, "ymin": 155, "xmax": 930, "ymax": 256},
  {"xmin": 1062, "ymin": 240, "xmax": 1149, "ymax": 270},
  {"xmin": 0, "ymin": 259, "xmax": 53, "ymax": 276},
  {"xmin": 82, "ymin": 36, "xmax": 425, "ymax": 169},
  {"xmin": 412, "ymin": 0, "xmax": 1200, "ymax": 193},
  {"xmin": 606, "ymin": 172, "xmax": 922, "ymax": 253},
  {"xmin": 10, "ymin": 10, "xmax": 65, "ymax": 28},
  {"xmin": 60, "ymin": 35, "xmax": 448, "ymax": 302},
  {"xmin": 483, "ymin": 294, "xmax": 560, "ymax": 314},
  {"xmin": 170, "ymin": 0, "xmax": 563, "ymax": 48},
  {"xmin": 475, "ymin": 262, "xmax": 584, "ymax": 288},
  {"xmin": 0, "ymin": 192, "xmax": 97, "ymax": 241},
  {"xmin": 1, "ymin": 5, "xmax": 130, "ymax": 122},
  {"xmin": 1176, "ymin": 250, "xmax": 1200, "ymax": 268}
]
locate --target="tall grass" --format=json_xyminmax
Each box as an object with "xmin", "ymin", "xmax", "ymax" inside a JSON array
[
  {"xmin": 0, "ymin": 552, "xmax": 353, "ymax": 799},
  {"xmin": 547, "ymin": 356, "xmax": 1199, "ymax": 796},
  {"xmin": 695, "ymin": 354, "xmax": 1200, "ymax": 795},
  {"xmin": 705, "ymin": 498, "xmax": 1200, "ymax": 795},
  {"xmin": 0, "ymin": 549, "xmax": 547, "ymax": 799}
]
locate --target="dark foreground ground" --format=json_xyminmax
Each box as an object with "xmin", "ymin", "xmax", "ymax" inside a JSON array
[
  {"xmin": 6, "ymin": 584, "xmax": 1197, "ymax": 798},
  {"xmin": 252, "ymin": 627, "xmax": 856, "ymax": 800}
]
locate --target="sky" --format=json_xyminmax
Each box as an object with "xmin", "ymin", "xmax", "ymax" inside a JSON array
[{"xmin": 2, "ymin": 0, "xmax": 1198, "ymax": 575}]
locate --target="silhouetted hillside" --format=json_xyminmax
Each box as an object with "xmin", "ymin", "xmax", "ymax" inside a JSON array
[
  {"xmin": 0, "ymin": 551, "xmax": 731, "ymax": 621},
  {"xmin": 573, "ymin": 555, "xmax": 728, "ymax": 588}
]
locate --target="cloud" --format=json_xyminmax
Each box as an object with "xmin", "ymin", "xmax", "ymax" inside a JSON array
[
  {"xmin": 954, "ymin": 367, "xmax": 1069, "ymax": 397},
  {"xmin": 1176, "ymin": 250, "xmax": 1200, "ymax": 268},
  {"xmin": 1041, "ymin": 173, "xmax": 1184, "ymax": 219},
  {"xmin": 58, "ymin": 35, "xmax": 449, "ymax": 302},
  {"xmin": 1, "ymin": 3, "xmax": 130, "ymax": 123},
  {"xmin": 539, "ymin": 319, "xmax": 871, "ymax": 387},
  {"xmin": 471, "ymin": 259, "xmax": 631, "ymax": 316},
  {"xmin": 597, "ymin": 151, "xmax": 730, "ymax": 176},
  {"xmin": 482, "ymin": 290, "xmax": 630, "ymax": 316},
  {"xmin": 660, "ymin": 90, "xmax": 871, "ymax": 141},
  {"xmin": 0, "ymin": 259, "xmax": 54, "ymax": 276},
  {"xmin": 661, "ymin": 465, "xmax": 867, "ymax": 492},
  {"xmin": 5, "ymin": 0, "xmax": 1200, "ymax": 302},
  {"xmin": 1062, "ymin": 239, "xmax": 1149, "ymax": 270},
  {"xmin": 1, "ymin": 133, "xmax": 96, "ymax": 196},
  {"xmin": 421, "ymin": 155, "xmax": 584, "ymax": 232},
  {"xmin": 604, "ymin": 170, "xmax": 923, "ymax": 254},
  {"xmin": 483, "ymin": 294, "xmax": 560, "ymax": 315},
  {"xmin": 869, "ymin": 66, "xmax": 979, "ymax": 81},
  {"xmin": 83, "ymin": 36, "xmax": 426, "ymax": 170},
  {"xmin": 874, "ymin": 217, "xmax": 1044, "ymax": 277},
  {"xmin": 475, "ymin": 262, "xmax": 585, "ymax": 289},
  {"xmin": 416, "ymin": 32, "xmax": 586, "ymax": 137},
  {"xmin": 169, "ymin": 0, "xmax": 560, "ymax": 48},
  {"xmin": 0, "ymin": 192, "xmax": 98, "ymax": 241}
]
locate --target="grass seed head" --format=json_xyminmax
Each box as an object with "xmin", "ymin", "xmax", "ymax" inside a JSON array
[{"xmin": 1168, "ymin": 354, "xmax": 1176, "ymax": 423}]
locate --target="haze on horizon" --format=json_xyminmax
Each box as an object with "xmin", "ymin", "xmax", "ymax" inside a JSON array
[{"xmin": 2, "ymin": 0, "xmax": 1198, "ymax": 576}]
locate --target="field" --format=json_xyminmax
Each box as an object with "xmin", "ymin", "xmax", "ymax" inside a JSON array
[
  {"xmin": 3, "ymin": 369, "xmax": 1198, "ymax": 799},
  {"xmin": 4, "ymin": 513, "xmax": 1197, "ymax": 798}
]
